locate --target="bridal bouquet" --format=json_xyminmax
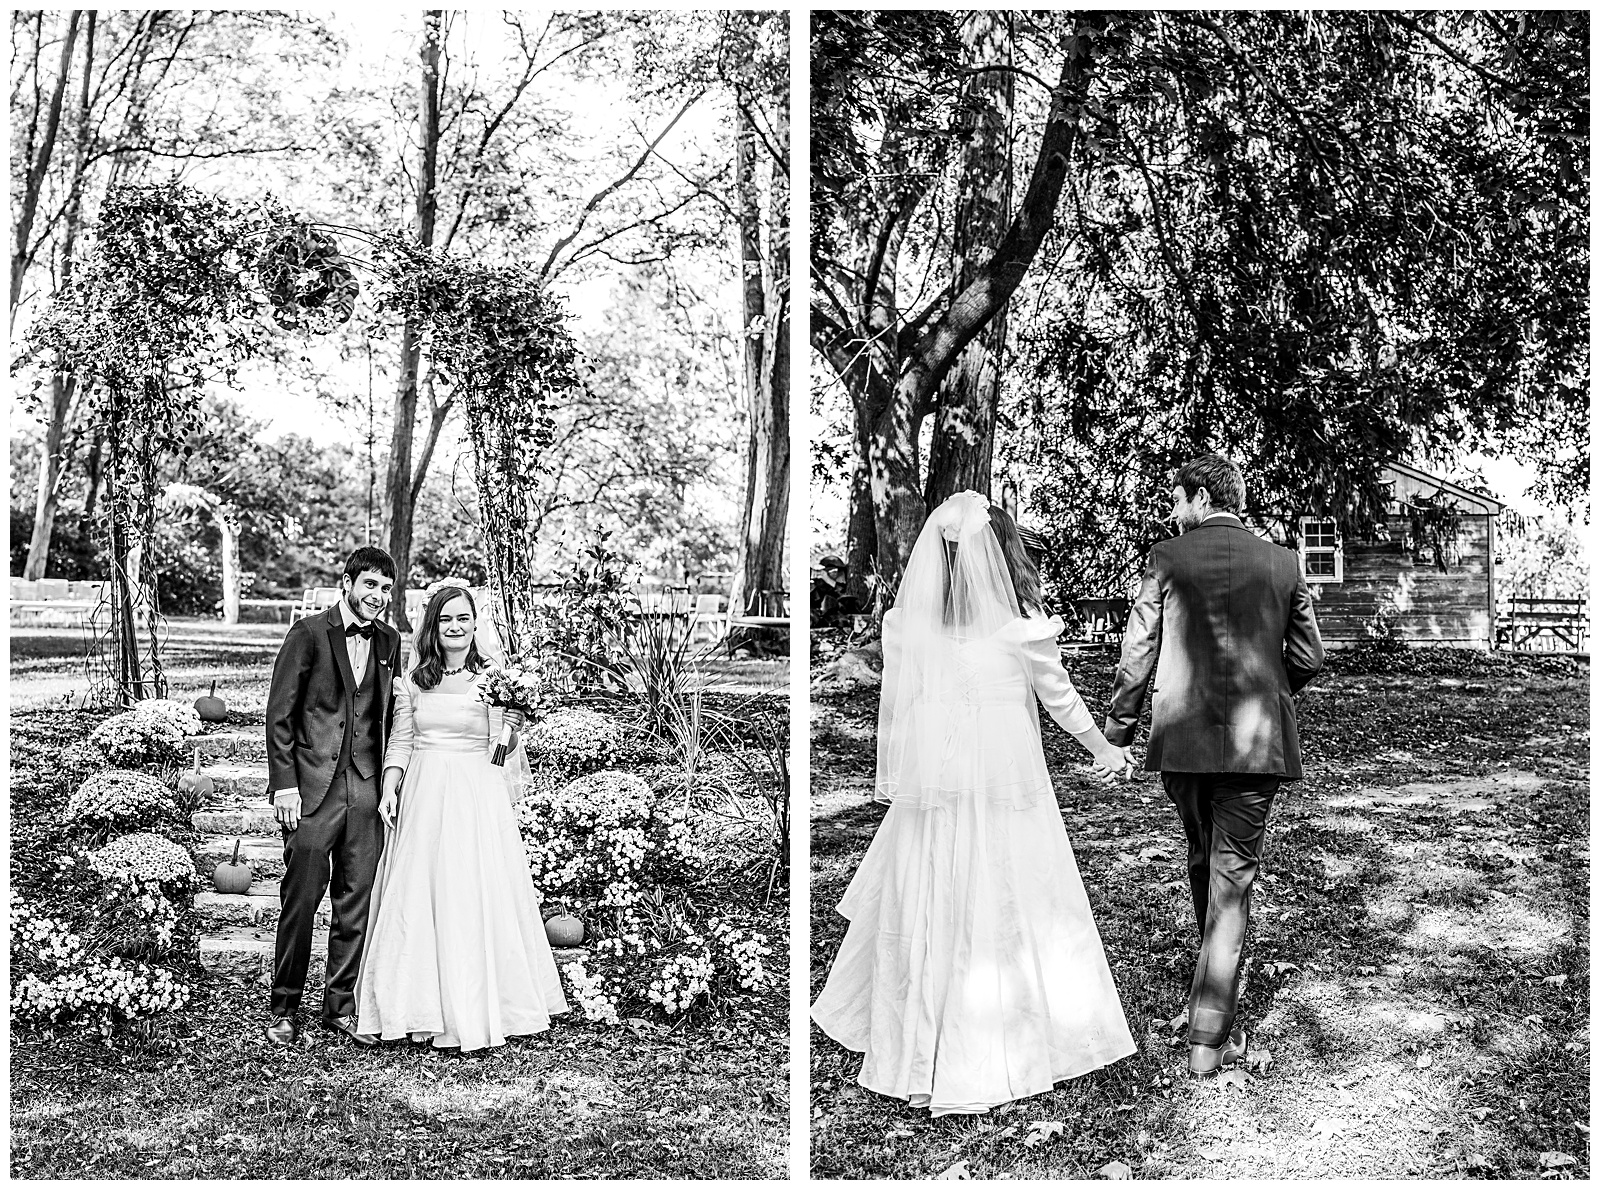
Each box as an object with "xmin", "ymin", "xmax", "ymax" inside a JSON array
[{"xmin": 477, "ymin": 658, "xmax": 547, "ymax": 766}]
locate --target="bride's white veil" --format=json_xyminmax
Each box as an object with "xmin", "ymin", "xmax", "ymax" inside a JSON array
[{"xmin": 874, "ymin": 490, "xmax": 1031, "ymax": 808}]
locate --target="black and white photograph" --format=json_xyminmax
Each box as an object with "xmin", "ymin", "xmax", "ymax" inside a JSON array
[
  {"xmin": 10, "ymin": 8, "xmax": 789, "ymax": 1178},
  {"xmin": 809, "ymin": 9, "xmax": 1587, "ymax": 1179}
]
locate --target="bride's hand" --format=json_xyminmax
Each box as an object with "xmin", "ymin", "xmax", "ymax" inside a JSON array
[
  {"xmin": 1092, "ymin": 746, "xmax": 1134, "ymax": 783},
  {"xmin": 379, "ymin": 789, "xmax": 399, "ymax": 829},
  {"xmin": 503, "ymin": 708, "xmax": 526, "ymax": 732}
]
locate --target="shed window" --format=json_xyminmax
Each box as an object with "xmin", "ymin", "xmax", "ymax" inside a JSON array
[{"xmin": 1300, "ymin": 517, "xmax": 1343, "ymax": 583}]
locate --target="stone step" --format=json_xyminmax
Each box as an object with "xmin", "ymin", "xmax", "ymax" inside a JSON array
[
  {"xmin": 184, "ymin": 730, "xmax": 267, "ymax": 763},
  {"xmin": 193, "ymin": 888, "xmax": 329, "ymax": 928},
  {"xmin": 200, "ymin": 923, "xmax": 327, "ymax": 978},
  {"xmin": 197, "ymin": 835, "xmax": 285, "ymax": 879},
  {"xmin": 197, "ymin": 761, "xmax": 270, "ymax": 800},
  {"xmin": 192, "ymin": 804, "xmax": 278, "ymax": 836}
]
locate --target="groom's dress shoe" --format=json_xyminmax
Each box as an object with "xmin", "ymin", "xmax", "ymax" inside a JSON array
[
  {"xmin": 1187, "ymin": 1027, "xmax": 1247, "ymax": 1074},
  {"xmin": 325, "ymin": 1014, "xmax": 378, "ymax": 1046},
  {"xmin": 264, "ymin": 1016, "xmax": 299, "ymax": 1046}
]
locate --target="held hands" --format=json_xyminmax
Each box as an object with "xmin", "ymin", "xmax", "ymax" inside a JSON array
[{"xmin": 1091, "ymin": 746, "xmax": 1136, "ymax": 784}]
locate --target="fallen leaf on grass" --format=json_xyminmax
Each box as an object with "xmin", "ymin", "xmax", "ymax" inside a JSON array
[
  {"xmin": 1213, "ymin": 1069, "xmax": 1250, "ymax": 1093},
  {"xmin": 1311, "ymin": 1118, "xmax": 1348, "ymax": 1144},
  {"xmin": 1262, "ymin": 961, "xmax": 1299, "ymax": 978},
  {"xmin": 935, "ymin": 1159, "xmax": 972, "ymax": 1179},
  {"xmin": 1246, "ymin": 1048, "xmax": 1273, "ymax": 1075},
  {"xmin": 1138, "ymin": 846, "xmax": 1172, "ymax": 862},
  {"xmin": 1196, "ymin": 1145, "xmax": 1226, "ymax": 1161},
  {"xmin": 1416, "ymin": 1053, "xmax": 1434, "ymax": 1070},
  {"xmin": 1540, "ymin": 1152, "xmax": 1578, "ymax": 1170},
  {"xmin": 1165, "ymin": 1011, "xmax": 1188, "ymax": 1035},
  {"xmin": 1466, "ymin": 1152, "xmax": 1495, "ymax": 1173},
  {"xmin": 1468, "ymin": 1108, "xmax": 1492, "ymax": 1121},
  {"xmin": 1097, "ymin": 1160, "xmax": 1133, "ymax": 1179},
  {"xmin": 1543, "ymin": 974, "xmax": 1568, "ymax": 986},
  {"xmin": 997, "ymin": 1125, "xmax": 1017, "ymax": 1139},
  {"xmin": 1024, "ymin": 1121, "xmax": 1065, "ymax": 1148},
  {"xmin": 887, "ymin": 1128, "xmax": 913, "ymax": 1139}
]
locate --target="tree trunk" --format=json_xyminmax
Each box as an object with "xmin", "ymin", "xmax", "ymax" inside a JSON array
[
  {"xmin": 24, "ymin": 12, "xmax": 97, "ymax": 581},
  {"xmin": 925, "ymin": 11, "xmax": 1013, "ymax": 507},
  {"xmin": 384, "ymin": 9, "xmax": 442, "ymax": 632},
  {"xmin": 870, "ymin": 22, "xmax": 1101, "ymax": 586},
  {"xmin": 11, "ymin": 10, "xmax": 80, "ymax": 319},
  {"xmin": 728, "ymin": 95, "xmax": 790, "ymax": 619}
]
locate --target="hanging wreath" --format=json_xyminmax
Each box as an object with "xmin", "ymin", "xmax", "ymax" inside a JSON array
[{"xmin": 256, "ymin": 224, "xmax": 360, "ymax": 333}]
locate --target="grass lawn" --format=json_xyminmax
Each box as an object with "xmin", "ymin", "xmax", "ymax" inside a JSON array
[
  {"xmin": 10, "ymin": 625, "xmax": 790, "ymax": 1180},
  {"xmin": 810, "ymin": 646, "xmax": 1589, "ymax": 1180}
]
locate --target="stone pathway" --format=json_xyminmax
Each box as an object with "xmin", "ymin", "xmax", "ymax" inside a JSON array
[{"xmin": 183, "ymin": 728, "xmax": 587, "ymax": 994}]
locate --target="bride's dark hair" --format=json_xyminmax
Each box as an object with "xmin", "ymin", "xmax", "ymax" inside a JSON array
[
  {"xmin": 411, "ymin": 585, "xmax": 487, "ymax": 690},
  {"xmin": 986, "ymin": 506, "xmax": 1048, "ymax": 617}
]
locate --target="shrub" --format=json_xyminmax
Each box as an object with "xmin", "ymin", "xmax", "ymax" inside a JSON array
[
  {"xmin": 10, "ymin": 844, "xmax": 192, "ymax": 1034},
  {"xmin": 64, "ymin": 771, "xmax": 179, "ymax": 837},
  {"xmin": 518, "ymin": 769, "xmax": 704, "ymax": 909},
  {"xmin": 525, "ymin": 707, "xmax": 627, "ymax": 776},
  {"xmin": 519, "ymin": 768, "xmax": 773, "ymax": 1025},
  {"xmin": 538, "ymin": 535, "xmax": 636, "ymax": 696},
  {"xmin": 86, "ymin": 699, "xmax": 199, "ymax": 767},
  {"xmin": 87, "ymin": 831, "xmax": 196, "ymax": 889},
  {"xmin": 561, "ymin": 907, "xmax": 775, "ymax": 1026}
]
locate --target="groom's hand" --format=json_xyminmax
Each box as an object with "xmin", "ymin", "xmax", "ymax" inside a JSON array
[{"xmin": 274, "ymin": 791, "xmax": 303, "ymax": 831}]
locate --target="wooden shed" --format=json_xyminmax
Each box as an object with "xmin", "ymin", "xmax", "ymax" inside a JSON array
[{"xmin": 1286, "ymin": 461, "xmax": 1505, "ymax": 649}]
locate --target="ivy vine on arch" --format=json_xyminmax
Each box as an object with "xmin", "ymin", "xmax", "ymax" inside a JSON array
[{"xmin": 18, "ymin": 182, "xmax": 579, "ymax": 707}]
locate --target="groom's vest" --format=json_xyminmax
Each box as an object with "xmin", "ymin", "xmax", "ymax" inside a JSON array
[{"xmin": 339, "ymin": 654, "xmax": 383, "ymax": 781}]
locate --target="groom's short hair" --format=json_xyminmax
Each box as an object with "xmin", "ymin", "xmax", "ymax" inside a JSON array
[
  {"xmin": 342, "ymin": 545, "xmax": 397, "ymax": 583},
  {"xmin": 1174, "ymin": 454, "xmax": 1245, "ymax": 514}
]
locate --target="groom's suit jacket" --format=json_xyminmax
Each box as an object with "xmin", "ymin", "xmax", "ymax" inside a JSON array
[
  {"xmin": 1104, "ymin": 515, "xmax": 1325, "ymax": 779},
  {"xmin": 265, "ymin": 604, "xmax": 401, "ymax": 815}
]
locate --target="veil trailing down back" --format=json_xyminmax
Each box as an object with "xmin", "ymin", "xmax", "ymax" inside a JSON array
[{"xmin": 811, "ymin": 492, "xmax": 1136, "ymax": 1116}]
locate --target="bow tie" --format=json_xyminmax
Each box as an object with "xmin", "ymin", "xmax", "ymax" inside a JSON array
[{"xmin": 344, "ymin": 621, "xmax": 375, "ymax": 640}]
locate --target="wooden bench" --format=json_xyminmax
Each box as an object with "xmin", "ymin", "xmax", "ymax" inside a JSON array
[{"xmin": 1498, "ymin": 596, "xmax": 1586, "ymax": 652}]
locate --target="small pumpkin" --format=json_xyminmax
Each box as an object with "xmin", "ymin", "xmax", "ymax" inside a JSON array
[
  {"xmin": 176, "ymin": 747, "xmax": 215, "ymax": 800},
  {"xmin": 194, "ymin": 679, "xmax": 228, "ymax": 724},
  {"xmin": 544, "ymin": 912, "xmax": 585, "ymax": 947},
  {"xmin": 212, "ymin": 838, "xmax": 253, "ymax": 894}
]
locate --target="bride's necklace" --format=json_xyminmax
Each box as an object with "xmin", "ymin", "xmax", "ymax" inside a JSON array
[{"xmin": 442, "ymin": 658, "xmax": 472, "ymax": 677}]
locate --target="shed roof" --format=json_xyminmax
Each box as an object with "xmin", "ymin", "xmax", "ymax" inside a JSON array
[{"xmin": 1384, "ymin": 460, "xmax": 1507, "ymax": 514}]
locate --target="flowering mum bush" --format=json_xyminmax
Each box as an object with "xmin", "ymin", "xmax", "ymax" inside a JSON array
[
  {"xmin": 64, "ymin": 771, "xmax": 178, "ymax": 837},
  {"xmin": 519, "ymin": 768, "xmax": 774, "ymax": 1024},
  {"xmin": 525, "ymin": 708, "xmax": 627, "ymax": 776},
  {"xmin": 88, "ymin": 832, "xmax": 196, "ymax": 889},
  {"xmin": 10, "ymin": 844, "xmax": 193, "ymax": 1034},
  {"xmin": 518, "ymin": 769, "xmax": 703, "ymax": 908},
  {"xmin": 85, "ymin": 699, "xmax": 199, "ymax": 768},
  {"xmin": 562, "ymin": 906, "xmax": 775, "ymax": 1025}
]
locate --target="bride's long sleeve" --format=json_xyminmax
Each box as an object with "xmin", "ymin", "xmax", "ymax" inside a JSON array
[
  {"xmin": 1019, "ymin": 619, "xmax": 1096, "ymax": 736},
  {"xmin": 383, "ymin": 678, "xmax": 416, "ymax": 773}
]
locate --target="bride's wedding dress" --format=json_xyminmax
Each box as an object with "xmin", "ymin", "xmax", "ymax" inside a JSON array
[
  {"xmin": 356, "ymin": 671, "xmax": 568, "ymax": 1050},
  {"xmin": 812, "ymin": 495, "xmax": 1135, "ymax": 1116}
]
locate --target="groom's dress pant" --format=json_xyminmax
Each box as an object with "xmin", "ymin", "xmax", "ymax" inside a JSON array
[
  {"xmin": 1162, "ymin": 772, "xmax": 1279, "ymax": 1048},
  {"xmin": 271, "ymin": 768, "xmax": 383, "ymax": 1020}
]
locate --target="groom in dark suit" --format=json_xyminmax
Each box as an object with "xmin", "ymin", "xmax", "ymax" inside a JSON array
[
  {"xmin": 263, "ymin": 546, "xmax": 402, "ymax": 1045},
  {"xmin": 1104, "ymin": 454, "xmax": 1324, "ymax": 1074}
]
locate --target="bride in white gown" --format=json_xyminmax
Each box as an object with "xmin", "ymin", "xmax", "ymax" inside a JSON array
[
  {"xmin": 811, "ymin": 491, "xmax": 1137, "ymax": 1116},
  {"xmin": 355, "ymin": 585, "xmax": 568, "ymax": 1050}
]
